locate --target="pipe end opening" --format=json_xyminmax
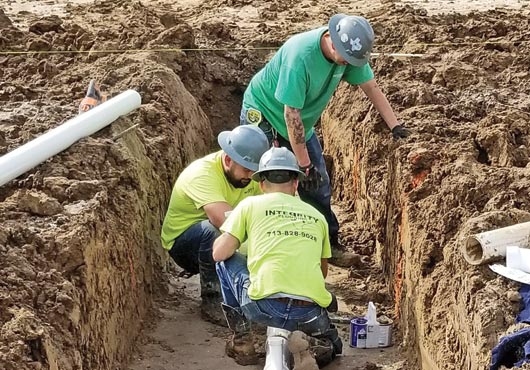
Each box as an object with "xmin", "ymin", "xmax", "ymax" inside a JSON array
[{"xmin": 464, "ymin": 237, "xmax": 483, "ymax": 265}]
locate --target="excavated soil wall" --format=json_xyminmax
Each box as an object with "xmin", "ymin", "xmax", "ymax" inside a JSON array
[
  {"xmin": 322, "ymin": 6, "xmax": 530, "ymax": 370},
  {"xmin": 0, "ymin": 3, "xmax": 217, "ymax": 369}
]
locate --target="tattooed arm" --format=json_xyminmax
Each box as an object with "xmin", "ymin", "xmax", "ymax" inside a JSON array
[{"xmin": 284, "ymin": 106, "xmax": 311, "ymax": 167}]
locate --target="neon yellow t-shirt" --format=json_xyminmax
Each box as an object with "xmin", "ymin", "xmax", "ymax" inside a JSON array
[
  {"xmin": 221, "ymin": 192, "xmax": 332, "ymax": 307},
  {"xmin": 161, "ymin": 151, "xmax": 261, "ymax": 250}
]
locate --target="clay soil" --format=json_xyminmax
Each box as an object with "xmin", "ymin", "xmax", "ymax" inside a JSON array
[{"xmin": 1, "ymin": 1, "xmax": 530, "ymax": 370}]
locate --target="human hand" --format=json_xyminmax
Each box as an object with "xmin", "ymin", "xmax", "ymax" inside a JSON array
[
  {"xmin": 391, "ymin": 124, "xmax": 411, "ymax": 139},
  {"xmin": 326, "ymin": 292, "xmax": 338, "ymax": 313},
  {"xmin": 299, "ymin": 164, "xmax": 323, "ymax": 192}
]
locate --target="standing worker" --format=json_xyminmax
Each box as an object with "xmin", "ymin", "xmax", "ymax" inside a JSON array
[
  {"xmin": 240, "ymin": 14, "xmax": 411, "ymax": 265},
  {"xmin": 161, "ymin": 125, "xmax": 269, "ymax": 325},
  {"xmin": 213, "ymin": 147, "xmax": 342, "ymax": 367}
]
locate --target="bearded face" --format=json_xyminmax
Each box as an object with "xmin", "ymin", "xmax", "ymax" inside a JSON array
[{"xmin": 224, "ymin": 159, "xmax": 254, "ymax": 188}]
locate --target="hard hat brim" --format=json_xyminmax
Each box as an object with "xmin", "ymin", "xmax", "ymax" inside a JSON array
[
  {"xmin": 218, "ymin": 131, "xmax": 259, "ymax": 172},
  {"xmin": 329, "ymin": 14, "xmax": 371, "ymax": 67},
  {"xmin": 251, "ymin": 167, "xmax": 305, "ymax": 182}
]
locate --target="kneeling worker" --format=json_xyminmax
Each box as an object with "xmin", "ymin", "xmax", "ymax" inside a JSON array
[
  {"xmin": 213, "ymin": 146, "xmax": 342, "ymax": 367},
  {"xmin": 161, "ymin": 125, "xmax": 269, "ymax": 325}
]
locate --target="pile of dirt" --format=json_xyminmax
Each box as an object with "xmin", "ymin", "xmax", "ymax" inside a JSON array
[{"xmin": 322, "ymin": 4, "xmax": 530, "ymax": 369}]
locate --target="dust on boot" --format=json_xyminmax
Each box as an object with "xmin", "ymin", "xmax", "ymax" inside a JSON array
[
  {"xmin": 288, "ymin": 331, "xmax": 319, "ymax": 370},
  {"xmin": 328, "ymin": 235, "xmax": 361, "ymax": 268},
  {"xmin": 288, "ymin": 330, "xmax": 337, "ymax": 369},
  {"xmin": 221, "ymin": 303, "xmax": 259, "ymax": 366}
]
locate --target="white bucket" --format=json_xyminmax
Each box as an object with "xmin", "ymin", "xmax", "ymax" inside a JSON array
[
  {"xmin": 377, "ymin": 315, "xmax": 392, "ymax": 347},
  {"xmin": 264, "ymin": 327, "xmax": 291, "ymax": 370},
  {"xmin": 378, "ymin": 322, "xmax": 393, "ymax": 347}
]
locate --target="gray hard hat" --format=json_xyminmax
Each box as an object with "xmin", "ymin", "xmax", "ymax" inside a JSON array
[
  {"xmin": 328, "ymin": 14, "xmax": 374, "ymax": 67},
  {"xmin": 251, "ymin": 147, "xmax": 305, "ymax": 183},
  {"xmin": 218, "ymin": 125, "xmax": 270, "ymax": 172}
]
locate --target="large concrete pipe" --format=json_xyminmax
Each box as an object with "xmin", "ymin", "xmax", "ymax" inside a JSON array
[
  {"xmin": 463, "ymin": 221, "xmax": 530, "ymax": 265},
  {"xmin": 0, "ymin": 90, "xmax": 142, "ymax": 187}
]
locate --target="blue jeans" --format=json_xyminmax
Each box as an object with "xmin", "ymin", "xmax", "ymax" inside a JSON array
[
  {"xmin": 216, "ymin": 253, "xmax": 342, "ymax": 353},
  {"xmin": 168, "ymin": 220, "xmax": 221, "ymax": 296},
  {"xmin": 240, "ymin": 109, "xmax": 339, "ymax": 243}
]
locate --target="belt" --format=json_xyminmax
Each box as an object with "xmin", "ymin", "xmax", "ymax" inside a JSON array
[{"xmin": 272, "ymin": 297, "xmax": 316, "ymax": 307}]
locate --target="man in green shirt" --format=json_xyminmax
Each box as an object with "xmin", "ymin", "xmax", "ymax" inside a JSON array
[
  {"xmin": 161, "ymin": 125, "xmax": 269, "ymax": 325},
  {"xmin": 213, "ymin": 147, "xmax": 341, "ymax": 368},
  {"xmin": 241, "ymin": 14, "xmax": 410, "ymax": 265}
]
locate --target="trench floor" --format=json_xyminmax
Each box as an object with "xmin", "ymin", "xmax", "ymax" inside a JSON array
[{"xmin": 127, "ymin": 264, "xmax": 404, "ymax": 370}]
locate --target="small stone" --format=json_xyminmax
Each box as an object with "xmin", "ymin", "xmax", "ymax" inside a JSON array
[{"xmin": 507, "ymin": 291, "xmax": 520, "ymax": 303}]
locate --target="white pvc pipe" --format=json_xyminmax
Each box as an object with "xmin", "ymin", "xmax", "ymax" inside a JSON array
[
  {"xmin": 0, "ymin": 90, "xmax": 141, "ymax": 187},
  {"xmin": 463, "ymin": 221, "xmax": 530, "ymax": 265},
  {"xmin": 264, "ymin": 327, "xmax": 291, "ymax": 370}
]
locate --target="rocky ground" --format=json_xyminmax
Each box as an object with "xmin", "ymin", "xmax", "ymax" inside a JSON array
[{"xmin": 1, "ymin": 0, "xmax": 529, "ymax": 370}]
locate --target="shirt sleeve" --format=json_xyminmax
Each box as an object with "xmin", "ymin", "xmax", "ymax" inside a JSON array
[
  {"xmin": 343, "ymin": 63, "xmax": 375, "ymax": 85},
  {"xmin": 321, "ymin": 219, "xmax": 332, "ymax": 259},
  {"xmin": 220, "ymin": 200, "xmax": 248, "ymax": 244},
  {"xmin": 274, "ymin": 64, "xmax": 307, "ymax": 109},
  {"xmin": 183, "ymin": 174, "xmax": 226, "ymax": 209}
]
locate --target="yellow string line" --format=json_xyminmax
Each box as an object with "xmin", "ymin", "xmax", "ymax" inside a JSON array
[
  {"xmin": 0, "ymin": 38, "xmax": 527, "ymax": 56},
  {"xmin": 0, "ymin": 47, "xmax": 277, "ymax": 55}
]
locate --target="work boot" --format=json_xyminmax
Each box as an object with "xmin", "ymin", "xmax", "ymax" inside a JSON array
[
  {"xmin": 199, "ymin": 271, "xmax": 226, "ymax": 326},
  {"xmin": 288, "ymin": 331, "xmax": 319, "ymax": 370},
  {"xmin": 200, "ymin": 295, "xmax": 227, "ymax": 327},
  {"xmin": 323, "ymin": 324, "xmax": 343, "ymax": 357},
  {"xmin": 288, "ymin": 331, "xmax": 337, "ymax": 369},
  {"xmin": 226, "ymin": 333, "xmax": 258, "ymax": 366},
  {"xmin": 329, "ymin": 237, "xmax": 362, "ymax": 268},
  {"xmin": 222, "ymin": 304, "xmax": 259, "ymax": 365}
]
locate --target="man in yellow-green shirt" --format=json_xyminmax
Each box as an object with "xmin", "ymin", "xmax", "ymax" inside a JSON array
[
  {"xmin": 213, "ymin": 147, "xmax": 341, "ymax": 367},
  {"xmin": 161, "ymin": 125, "xmax": 269, "ymax": 325}
]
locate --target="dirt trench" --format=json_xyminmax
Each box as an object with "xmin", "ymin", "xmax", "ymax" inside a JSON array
[
  {"xmin": 322, "ymin": 5, "xmax": 530, "ymax": 370},
  {"xmin": 1, "ymin": 1, "xmax": 530, "ymax": 370},
  {"xmin": 0, "ymin": 2, "xmax": 217, "ymax": 368}
]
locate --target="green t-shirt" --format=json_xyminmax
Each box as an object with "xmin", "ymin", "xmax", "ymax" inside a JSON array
[
  {"xmin": 221, "ymin": 192, "xmax": 332, "ymax": 307},
  {"xmin": 161, "ymin": 151, "xmax": 261, "ymax": 250},
  {"xmin": 243, "ymin": 26, "xmax": 374, "ymax": 141}
]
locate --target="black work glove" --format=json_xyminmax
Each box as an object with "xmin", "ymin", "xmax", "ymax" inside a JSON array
[
  {"xmin": 326, "ymin": 292, "xmax": 338, "ymax": 313},
  {"xmin": 391, "ymin": 124, "xmax": 411, "ymax": 140},
  {"xmin": 299, "ymin": 163, "xmax": 323, "ymax": 193}
]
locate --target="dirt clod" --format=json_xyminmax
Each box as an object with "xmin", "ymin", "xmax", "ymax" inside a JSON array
[{"xmin": 28, "ymin": 16, "xmax": 64, "ymax": 34}]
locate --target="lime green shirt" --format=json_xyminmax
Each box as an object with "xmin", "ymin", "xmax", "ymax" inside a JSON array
[
  {"xmin": 161, "ymin": 151, "xmax": 261, "ymax": 250},
  {"xmin": 243, "ymin": 26, "xmax": 374, "ymax": 141},
  {"xmin": 221, "ymin": 192, "xmax": 332, "ymax": 307}
]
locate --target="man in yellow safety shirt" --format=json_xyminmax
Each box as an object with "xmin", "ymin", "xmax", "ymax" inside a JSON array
[
  {"xmin": 213, "ymin": 147, "xmax": 341, "ymax": 367},
  {"xmin": 161, "ymin": 125, "xmax": 269, "ymax": 325}
]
